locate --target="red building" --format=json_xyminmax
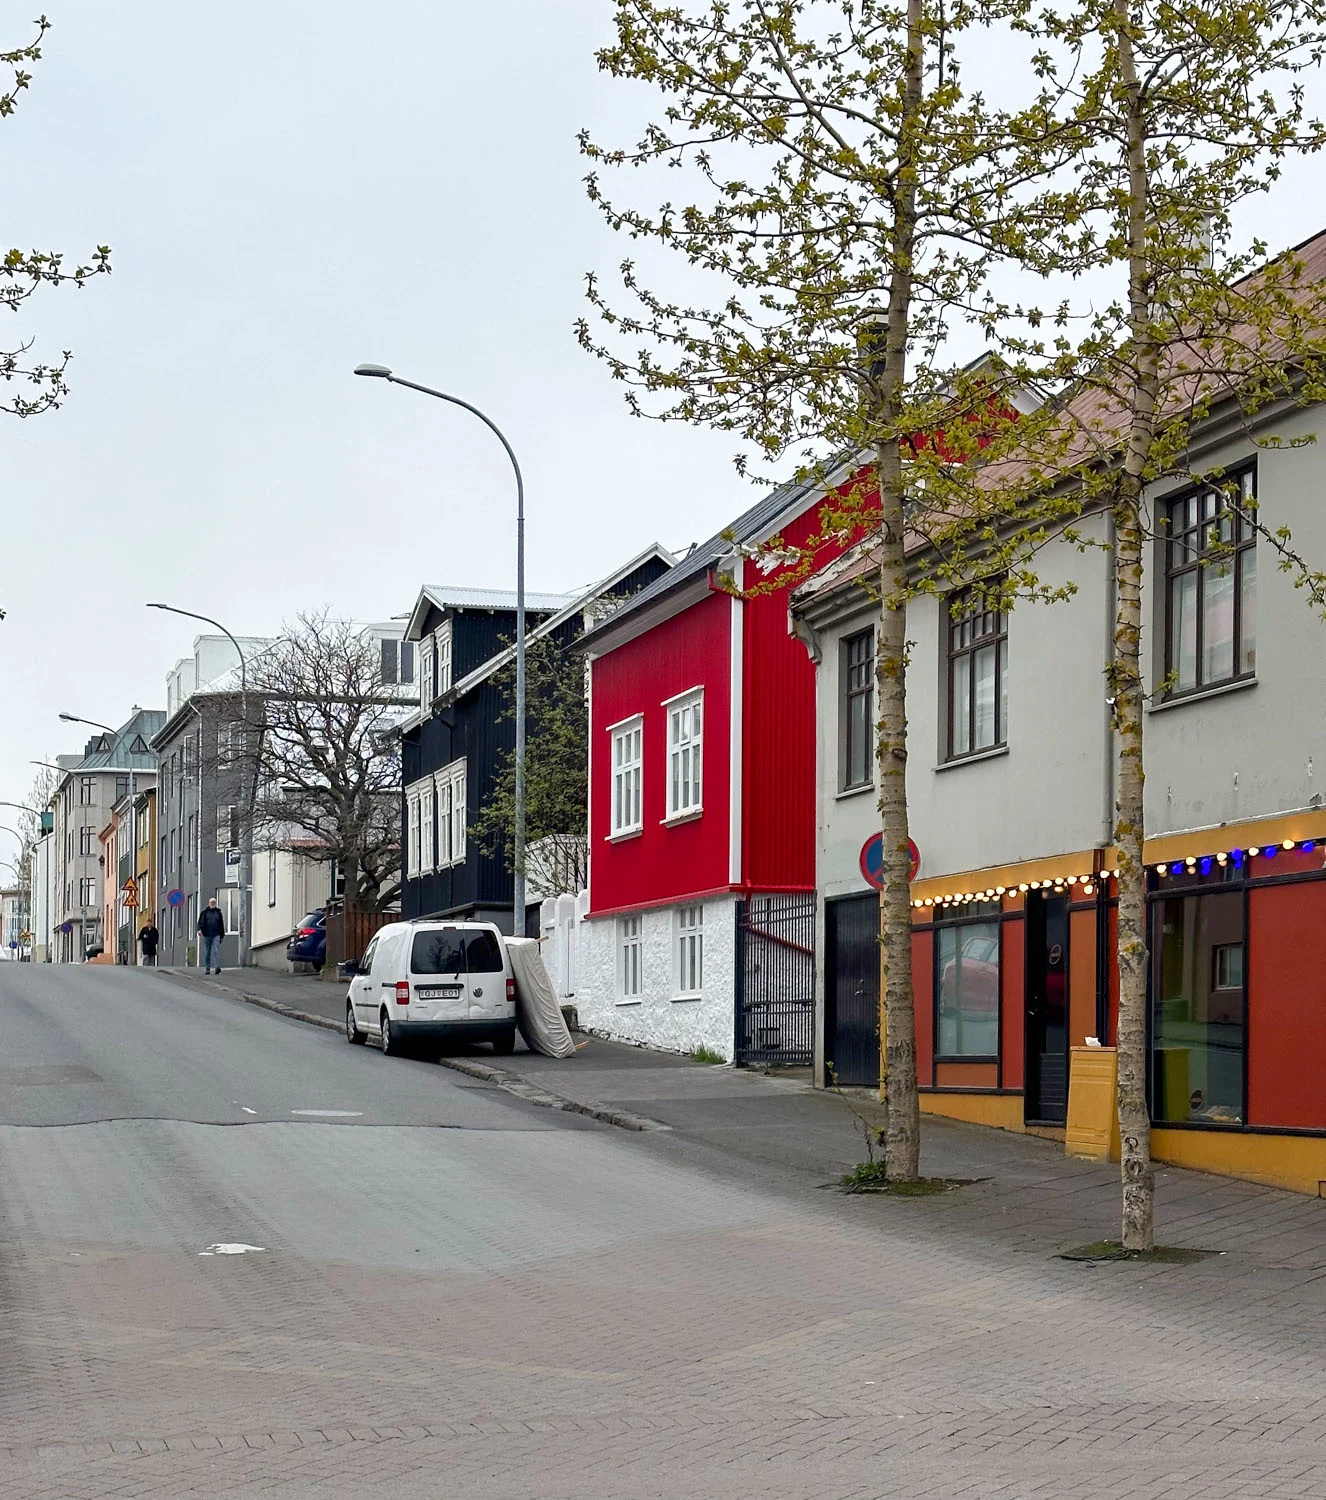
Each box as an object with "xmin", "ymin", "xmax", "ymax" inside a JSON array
[{"xmin": 576, "ymin": 469, "xmax": 872, "ymax": 1061}]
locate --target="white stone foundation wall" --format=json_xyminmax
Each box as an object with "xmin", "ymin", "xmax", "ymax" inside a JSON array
[{"xmin": 544, "ymin": 892, "xmax": 737, "ymax": 1061}]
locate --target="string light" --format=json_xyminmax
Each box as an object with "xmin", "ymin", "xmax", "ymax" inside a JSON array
[{"xmin": 906, "ymin": 835, "xmax": 1322, "ymax": 909}]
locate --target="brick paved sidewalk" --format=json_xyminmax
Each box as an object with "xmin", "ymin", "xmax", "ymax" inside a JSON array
[{"xmin": 155, "ymin": 963, "xmax": 1326, "ymax": 1271}]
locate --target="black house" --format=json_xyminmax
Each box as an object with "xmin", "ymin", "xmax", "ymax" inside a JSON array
[{"xmin": 399, "ymin": 547, "xmax": 674, "ymax": 934}]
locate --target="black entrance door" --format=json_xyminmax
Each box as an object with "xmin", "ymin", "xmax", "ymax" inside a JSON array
[
  {"xmin": 1024, "ymin": 892, "xmax": 1069, "ymax": 1124},
  {"xmin": 824, "ymin": 894, "xmax": 880, "ymax": 1087}
]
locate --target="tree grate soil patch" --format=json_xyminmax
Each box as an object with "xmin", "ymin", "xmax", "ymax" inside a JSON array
[{"xmin": 1059, "ymin": 1240, "xmax": 1221, "ymax": 1265}]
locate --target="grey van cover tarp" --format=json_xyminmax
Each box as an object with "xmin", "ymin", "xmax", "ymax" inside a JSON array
[{"xmin": 506, "ymin": 938, "xmax": 576, "ymax": 1058}]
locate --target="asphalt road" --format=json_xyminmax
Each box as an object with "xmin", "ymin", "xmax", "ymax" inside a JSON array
[{"xmin": 6, "ymin": 961, "xmax": 1326, "ymax": 1500}]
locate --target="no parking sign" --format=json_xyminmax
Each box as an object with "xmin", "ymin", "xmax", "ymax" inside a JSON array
[{"xmin": 859, "ymin": 834, "xmax": 920, "ymax": 889}]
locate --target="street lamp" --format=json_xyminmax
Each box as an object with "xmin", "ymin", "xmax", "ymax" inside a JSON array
[
  {"xmin": 146, "ymin": 604, "xmax": 251, "ymax": 967},
  {"xmin": 354, "ymin": 362, "xmax": 531, "ymax": 935},
  {"xmin": 0, "ymin": 801, "xmax": 41, "ymax": 816}
]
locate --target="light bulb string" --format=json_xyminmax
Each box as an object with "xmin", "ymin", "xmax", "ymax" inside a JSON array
[{"xmin": 911, "ymin": 837, "xmax": 1319, "ymax": 910}]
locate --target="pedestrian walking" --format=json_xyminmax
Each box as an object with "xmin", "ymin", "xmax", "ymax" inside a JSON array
[
  {"xmin": 197, "ymin": 898, "xmax": 226, "ymax": 974},
  {"xmin": 137, "ymin": 918, "xmax": 159, "ymax": 967}
]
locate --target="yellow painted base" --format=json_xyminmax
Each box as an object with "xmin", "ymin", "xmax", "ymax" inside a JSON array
[
  {"xmin": 920, "ymin": 1091, "xmax": 1025, "ymax": 1132},
  {"xmin": 1152, "ymin": 1128, "xmax": 1326, "ymax": 1198},
  {"xmin": 1066, "ymin": 1046, "xmax": 1122, "ymax": 1162}
]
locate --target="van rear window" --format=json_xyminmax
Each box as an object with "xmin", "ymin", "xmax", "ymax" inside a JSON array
[
  {"xmin": 465, "ymin": 930, "xmax": 504, "ymax": 973},
  {"xmin": 411, "ymin": 931, "xmax": 466, "ymax": 974}
]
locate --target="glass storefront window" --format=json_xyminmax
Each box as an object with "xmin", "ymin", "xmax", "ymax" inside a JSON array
[
  {"xmin": 1152, "ymin": 890, "xmax": 1244, "ymax": 1124},
  {"xmin": 936, "ymin": 920, "xmax": 1000, "ymax": 1057}
]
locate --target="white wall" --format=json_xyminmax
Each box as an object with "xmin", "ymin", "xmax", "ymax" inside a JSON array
[
  {"xmin": 1141, "ymin": 418, "xmax": 1326, "ymax": 837},
  {"xmin": 251, "ymin": 848, "xmax": 333, "ymax": 966},
  {"xmin": 814, "ymin": 513, "xmax": 1113, "ymax": 899},
  {"xmin": 553, "ymin": 894, "xmax": 738, "ymax": 1060}
]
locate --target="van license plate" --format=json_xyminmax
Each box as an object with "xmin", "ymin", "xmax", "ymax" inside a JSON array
[{"xmin": 416, "ymin": 985, "xmax": 462, "ymax": 1000}]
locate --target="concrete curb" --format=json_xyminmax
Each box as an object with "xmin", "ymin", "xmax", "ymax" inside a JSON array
[{"xmin": 153, "ymin": 969, "xmax": 668, "ymax": 1133}]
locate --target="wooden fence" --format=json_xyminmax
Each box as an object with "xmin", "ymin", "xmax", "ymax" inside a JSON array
[{"xmin": 324, "ymin": 906, "xmax": 395, "ymax": 970}]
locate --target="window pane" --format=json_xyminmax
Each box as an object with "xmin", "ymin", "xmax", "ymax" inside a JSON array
[
  {"xmin": 936, "ymin": 921, "xmax": 1000, "ymax": 1056},
  {"xmin": 1169, "ymin": 570, "xmax": 1197, "ymax": 691},
  {"xmin": 973, "ymin": 644, "xmax": 997, "ymax": 749},
  {"xmin": 847, "ymin": 689, "xmax": 870, "ymax": 787},
  {"xmin": 998, "ymin": 636, "xmax": 1008, "ymax": 743},
  {"xmin": 1239, "ymin": 548, "xmax": 1256, "ymax": 675},
  {"xmin": 1152, "ymin": 892, "xmax": 1244, "ymax": 1124},
  {"xmin": 952, "ymin": 653, "xmax": 971, "ymax": 755},
  {"xmin": 1202, "ymin": 560, "xmax": 1235, "ymax": 684},
  {"xmin": 411, "ymin": 930, "xmax": 466, "ymax": 974}
]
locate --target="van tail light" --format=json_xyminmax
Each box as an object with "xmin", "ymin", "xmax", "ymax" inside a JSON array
[
  {"xmin": 506, "ymin": 977, "xmax": 516, "ymax": 1003},
  {"xmin": 395, "ymin": 981, "xmax": 410, "ymax": 1005},
  {"xmin": 298, "ymin": 927, "xmax": 316, "ymax": 937}
]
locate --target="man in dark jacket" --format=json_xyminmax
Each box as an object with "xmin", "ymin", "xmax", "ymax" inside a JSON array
[
  {"xmin": 198, "ymin": 898, "xmax": 226, "ymax": 974},
  {"xmin": 137, "ymin": 919, "xmax": 160, "ymax": 967}
]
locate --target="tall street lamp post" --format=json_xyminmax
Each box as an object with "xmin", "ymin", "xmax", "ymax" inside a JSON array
[
  {"xmin": 354, "ymin": 363, "xmax": 530, "ymax": 935},
  {"xmin": 147, "ymin": 604, "xmax": 252, "ymax": 967}
]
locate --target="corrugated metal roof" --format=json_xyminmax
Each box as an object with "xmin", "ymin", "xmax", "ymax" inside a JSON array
[
  {"xmin": 419, "ymin": 585, "xmax": 572, "ymax": 613},
  {"xmin": 580, "ymin": 470, "xmax": 823, "ymax": 647}
]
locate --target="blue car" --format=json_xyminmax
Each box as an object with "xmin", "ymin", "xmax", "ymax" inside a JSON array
[{"xmin": 286, "ymin": 911, "xmax": 327, "ymax": 971}]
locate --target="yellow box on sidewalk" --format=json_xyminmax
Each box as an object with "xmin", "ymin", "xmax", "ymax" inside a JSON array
[{"xmin": 1066, "ymin": 1046, "xmax": 1121, "ymax": 1162}]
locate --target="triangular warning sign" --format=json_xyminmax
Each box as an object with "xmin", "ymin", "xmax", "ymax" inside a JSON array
[{"xmin": 122, "ymin": 877, "xmax": 138, "ymax": 897}]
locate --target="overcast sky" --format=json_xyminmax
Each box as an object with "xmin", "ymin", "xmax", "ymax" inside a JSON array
[{"xmin": 4, "ymin": 1, "xmax": 1326, "ymax": 850}]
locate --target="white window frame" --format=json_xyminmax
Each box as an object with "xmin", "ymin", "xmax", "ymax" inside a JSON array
[
  {"xmin": 435, "ymin": 769, "xmax": 453, "ymax": 867},
  {"xmin": 419, "ymin": 779, "xmax": 436, "ymax": 875},
  {"xmin": 609, "ymin": 715, "xmax": 644, "ymax": 837},
  {"xmin": 676, "ymin": 904, "xmax": 703, "ymax": 996},
  {"xmin": 664, "ymin": 688, "xmax": 703, "ymax": 822},
  {"xmin": 420, "ymin": 634, "xmax": 436, "ymax": 713},
  {"xmin": 216, "ymin": 805, "xmax": 236, "ymax": 853},
  {"xmin": 437, "ymin": 620, "xmax": 453, "ymax": 695},
  {"xmin": 217, "ymin": 886, "xmax": 241, "ymax": 934},
  {"xmin": 450, "ymin": 760, "xmax": 467, "ymax": 865},
  {"xmin": 619, "ymin": 913, "xmax": 643, "ymax": 1001},
  {"xmin": 405, "ymin": 785, "xmax": 423, "ymax": 876}
]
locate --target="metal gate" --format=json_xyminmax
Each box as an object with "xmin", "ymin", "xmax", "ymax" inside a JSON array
[
  {"xmin": 735, "ymin": 893, "xmax": 816, "ymax": 1066},
  {"xmin": 824, "ymin": 893, "xmax": 880, "ymax": 1087}
]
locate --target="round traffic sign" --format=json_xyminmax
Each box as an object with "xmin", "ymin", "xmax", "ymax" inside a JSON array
[
  {"xmin": 167, "ymin": 888, "xmax": 185, "ymax": 908},
  {"xmin": 860, "ymin": 834, "xmax": 920, "ymax": 889}
]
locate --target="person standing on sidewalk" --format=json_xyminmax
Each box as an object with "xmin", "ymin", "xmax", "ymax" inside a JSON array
[
  {"xmin": 137, "ymin": 918, "xmax": 160, "ymax": 967},
  {"xmin": 198, "ymin": 898, "xmax": 226, "ymax": 974}
]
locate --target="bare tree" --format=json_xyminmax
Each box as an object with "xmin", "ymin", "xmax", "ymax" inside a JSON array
[{"xmin": 232, "ymin": 614, "xmax": 405, "ymax": 913}]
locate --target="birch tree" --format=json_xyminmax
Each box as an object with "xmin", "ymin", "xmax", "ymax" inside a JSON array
[
  {"xmin": 1029, "ymin": 0, "xmax": 1326, "ymax": 1249},
  {"xmin": 580, "ymin": 0, "xmax": 1071, "ymax": 1179}
]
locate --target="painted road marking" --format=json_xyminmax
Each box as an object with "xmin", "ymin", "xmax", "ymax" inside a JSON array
[
  {"xmin": 290, "ymin": 1109, "xmax": 363, "ymax": 1118},
  {"xmin": 199, "ymin": 1243, "xmax": 265, "ymax": 1256}
]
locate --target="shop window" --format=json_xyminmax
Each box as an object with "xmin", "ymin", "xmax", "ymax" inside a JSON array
[
  {"xmin": 1152, "ymin": 890, "xmax": 1244, "ymax": 1124},
  {"xmin": 935, "ymin": 911, "xmax": 1000, "ymax": 1057}
]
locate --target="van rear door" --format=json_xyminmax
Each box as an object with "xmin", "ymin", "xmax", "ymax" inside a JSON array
[
  {"xmin": 408, "ymin": 927, "xmax": 467, "ymax": 1023},
  {"xmin": 463, "ymin": 927, "xmax": 511, "ymax": 1021}
]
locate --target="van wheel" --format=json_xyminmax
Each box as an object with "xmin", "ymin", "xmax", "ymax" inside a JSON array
[
  {"xmin": 346, "ymin": 1003, "xmax": 365, "ymax": 1045},
  {"xmin": 380, "ymin": 1009, "xmax": 400, "ymax": 1057},
  {"xmin": 492, "ymin": 1027, "xmax": 516, "ymax": 1056}
]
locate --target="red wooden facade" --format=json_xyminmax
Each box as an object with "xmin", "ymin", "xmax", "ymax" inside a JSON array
[{"xmin": 587, "ymin": 474, "xmax": 874, "ymax": 917}]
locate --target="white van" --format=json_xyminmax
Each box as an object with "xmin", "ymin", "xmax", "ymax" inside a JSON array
[{"xmin": 344, "ymin": 920, "xmax": 517, "ymax": 1057}]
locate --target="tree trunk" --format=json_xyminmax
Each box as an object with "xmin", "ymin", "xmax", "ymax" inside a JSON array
[
  {"xmin": 874, "ymin": 0, "xmax": 925, "ymax": 1183},
  {"xmin": 1112, "ymin": 0, "xmax": 1156, "ymax": 1253}
]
